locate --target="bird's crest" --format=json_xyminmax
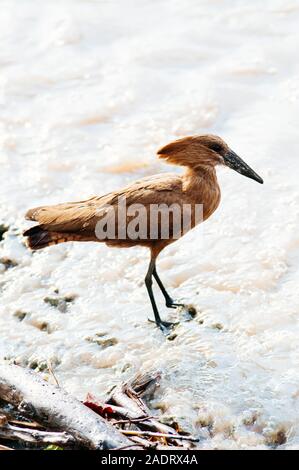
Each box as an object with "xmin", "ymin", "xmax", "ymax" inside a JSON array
[{"xmin": 157, "ymin": 136, "xmax": 200, "ymax": 167}]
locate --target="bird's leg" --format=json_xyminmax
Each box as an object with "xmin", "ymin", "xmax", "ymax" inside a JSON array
[
  {"xmin": 152, "ymin": 265, "xmax": 185, "ymax": 309},
  {"xmin": 145, "ymin": 257, "xmax": 178, "ymax": 334}
]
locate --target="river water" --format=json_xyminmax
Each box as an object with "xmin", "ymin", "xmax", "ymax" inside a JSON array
[{"xmin": 1, "ymin": 0, "xmax": 299, "ymax": 449}]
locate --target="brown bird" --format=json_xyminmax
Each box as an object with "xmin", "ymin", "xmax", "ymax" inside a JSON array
[{"xmin": 24, "ymin": 135, "xmax": 263, "ymax": 333}]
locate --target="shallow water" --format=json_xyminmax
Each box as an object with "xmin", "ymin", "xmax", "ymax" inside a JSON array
[{"xmin": 1, "ymin": 0, "xmax": 299, "ymax": 449}]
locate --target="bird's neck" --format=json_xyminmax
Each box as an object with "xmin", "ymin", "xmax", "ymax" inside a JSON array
[
  {"xmin": 182, "ymin": 166, "xmax": 218, "ymax": 192},
  {"xmin": 182, "ymin": 166, "xmax": 221, "ymax": 220}
]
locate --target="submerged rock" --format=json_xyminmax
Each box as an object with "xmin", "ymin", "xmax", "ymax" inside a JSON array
[
  {"xmin": 85, "ymin": 334, "xmax": 118, "ymax": 349},
  {"xmin": 43, "ymin": 294, "xmax": 77, "ymax": 313},
  {"xmin": 0, "ymin": 224, "xmax": 9, "ymax": 241},
  {"xmin": 0, "ymin": 257, "xmax": 18, "ymax": 270},
  {"xmin": 211, "ymin": 322, "xmax": 223, "ymax": 331},
  {"xmin": 13, "ymin": 310, "xmax": 28, "ymax": 321},
  {"xmin": 263, "ymin": 425, "xmax": 287, "ymax": 447}
]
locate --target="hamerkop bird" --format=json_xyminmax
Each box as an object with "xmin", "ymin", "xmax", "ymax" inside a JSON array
[{"xmin": 24, "ymin": 135, "xmax": 263, "ymax": 333}]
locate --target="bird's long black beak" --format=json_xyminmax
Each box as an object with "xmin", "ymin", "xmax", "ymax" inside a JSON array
[{"xmin": 224, "ymin": 150, "xmax": 263, "ymax": 184}]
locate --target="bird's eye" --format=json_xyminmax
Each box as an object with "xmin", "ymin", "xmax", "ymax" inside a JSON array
[{"xmin": 209, "ymin": 143, "xmax": 223, "ymax": 153}]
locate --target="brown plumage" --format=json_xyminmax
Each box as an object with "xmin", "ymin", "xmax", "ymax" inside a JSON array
[{"xmin": 24, "ymin": 135, "xmax": 263, "ymax": 333}]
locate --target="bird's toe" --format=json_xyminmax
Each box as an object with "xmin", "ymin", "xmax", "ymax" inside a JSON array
[
  {"xmin": 158, "ymin": 320, "xmax": 179, "ymax": 336},
  {"xmin": 148, "ymin": 318, "xmax": 179, "ymax": 335},
  {"xmin": 166, "ymin": 300, "xmax": 186, "ymax": 309}
]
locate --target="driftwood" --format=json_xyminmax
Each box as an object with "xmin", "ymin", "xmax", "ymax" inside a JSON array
[
  {"xmin": 107, "ymin": 372, "xmax": 195, "ymax": 446},
  {"xmin": 121, "ymin": 429, "xmax": 198, "ymax": 442},
  {"xmin": 0, "ymin": 364, "xmax": 132, "ymax": 450},
  {"xmin": 106, "ymin": 371, "xmax": 198, "ymax": 449},
  {"xmin": 0, "ymin": 444, "xmax": 13, "ymax": 451},
  {"xmin": 0, "ymin": 366, "xmax": 198, "ymax": 450},
  {"xmin": 0, "ymin": 421, "xmax": 75, "ymax": 445}
]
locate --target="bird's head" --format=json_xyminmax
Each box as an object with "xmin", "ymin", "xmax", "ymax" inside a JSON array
[{"xmin": 158, "ymin": 134, "xmax": 263, "ymax": 184}]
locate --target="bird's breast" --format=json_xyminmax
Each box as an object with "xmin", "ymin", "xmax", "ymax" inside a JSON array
[
  {"xmin": 202, "ymin": 184, "xmax": 221, "ymax": 221},
  {"xmin": 186, "ymin": 178, "xmax": 221, "ymax": 225}
]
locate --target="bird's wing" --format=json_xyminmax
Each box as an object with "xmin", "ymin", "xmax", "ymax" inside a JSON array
[
  {"xmin": 25, "ymin": 197, "xmax": 103, "ymax": 233},
  {"xmin": 25, "ymin": 174, "xmax": 183, "ymax": 235},
  {"xmin": 103, "ymin": 173, "xmax": 183, "ymax": 205}
]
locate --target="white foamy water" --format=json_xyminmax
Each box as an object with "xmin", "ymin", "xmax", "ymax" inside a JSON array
[{"xmin": 1, "ymin": 0, "xmax": 299, "ymax": 449}]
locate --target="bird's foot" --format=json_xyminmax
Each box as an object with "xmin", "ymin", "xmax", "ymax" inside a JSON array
[
  {"xmin": 165, "ymin": 298, "xmax": 186, "ymax": 309},
  {"xmin": 158, "ymin": 320, "xmax": 179, "ymax": 336},
  {"xmin": 148, "ymin": 318, "xmax": 179, "ymax": 335},
  {"xmin": 166, "ymin": 301, "xmax": 197, "ymax": 321}
]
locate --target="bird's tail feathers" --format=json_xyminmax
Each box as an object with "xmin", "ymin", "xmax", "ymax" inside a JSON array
[{"xmin": 23, "ymin": 226, "xmax": 75, "ymax": 250}]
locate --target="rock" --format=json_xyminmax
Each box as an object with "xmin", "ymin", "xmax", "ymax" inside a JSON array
[
  {"xmin": 211, "ymin": 322, "xmax": 223, "ymax": 331},
  {"xmin": 0, "ymin": 257, "xmax": 18, "ymax": 269},
  {"xmin": 43, "ymin": 294, "xmax": 76, "ymax": 313},
  {"xmin": 263, "ymin": 426, "xmax": 287, "ymax": 447},
  {"xmin": 0, "ymin": 224, "xmax": 9, "ymax": 241},
  {"xmin": 13, "ymin": 310, "xmax": 28, "ymax": 321},
  {"xmin": 85, "ymin": 334, "xmax": 118, "ymax": 349}
]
